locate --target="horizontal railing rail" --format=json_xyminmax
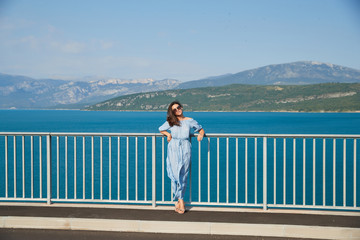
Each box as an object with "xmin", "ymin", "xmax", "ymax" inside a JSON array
[
  {"xmin": 0, "ymin": 132, "xmax": 359, "ymax": 211},
  {"xmin": 1, "ymin": 132, "xmax": 360, "ymax": 138}
]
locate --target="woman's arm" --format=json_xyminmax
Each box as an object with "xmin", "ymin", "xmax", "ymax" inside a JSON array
[
  {"xmin": 197, "ymin": 128, "xmax": 205, "ymax": 142},
  {"xmin": 160, "ymin": 130, "xmax": 172, "ymax": 142}
]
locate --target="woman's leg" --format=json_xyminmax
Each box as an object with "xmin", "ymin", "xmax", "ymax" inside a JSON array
[
  {"xmin": 166, "ymin": 141, "xmax": 182, "ymax": 200},
  {"xmin": 175, "ymin": 141, "xmax": 191, "ymax": 214},
  {"xmin": 178, "ymin": 143, "xmax": 191, "ymax": 200}
]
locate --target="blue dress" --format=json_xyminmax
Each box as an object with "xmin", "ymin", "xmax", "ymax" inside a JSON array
[{"xmin": 159, "ymin": 119, "xmax": 202, "ymax": 200}]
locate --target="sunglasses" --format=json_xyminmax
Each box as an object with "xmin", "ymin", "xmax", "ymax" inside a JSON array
[{"xmin": 172, "ymin": 105, "xmax": 182, "ymax": 112}]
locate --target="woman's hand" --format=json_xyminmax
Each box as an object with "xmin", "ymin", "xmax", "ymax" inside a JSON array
[
  {"xmin": 197, "ymin": 129, "xmax": 205, "ymax": 142},
  {"xmin": 160, "ymin": 130, "xmax": 172, "ymax": 143}
]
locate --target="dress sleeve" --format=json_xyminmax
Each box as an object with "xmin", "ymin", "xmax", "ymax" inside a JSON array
[
  {"xmin": 189, "ymin": 119, "xmax": 202, "ymax": 132},
  {"xmin": 159, "ymin": 121, "xmax": 170, "ymax": 131}
]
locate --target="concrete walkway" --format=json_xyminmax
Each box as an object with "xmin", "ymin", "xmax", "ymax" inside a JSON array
[
  {"xmin": 0, "ymin": 228, "xmax": 308, "ymax": 240},
  {"xmin": 0, "ymin": 203, "xmax": 359, "ymax": 239}
]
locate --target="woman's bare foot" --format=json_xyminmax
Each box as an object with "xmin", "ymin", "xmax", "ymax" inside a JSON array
[
  {"xmin": 175, "ymin": 199, "xmax": 185, "ymax": 214},
  {"xmin": 175, "ymin": 201, "xmax": 180, "ymax": 213}
]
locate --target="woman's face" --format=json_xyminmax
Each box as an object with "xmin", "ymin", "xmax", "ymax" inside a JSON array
[{"xmin": 172, "ymin": 104, "xmax": 183, "ymax": 116}]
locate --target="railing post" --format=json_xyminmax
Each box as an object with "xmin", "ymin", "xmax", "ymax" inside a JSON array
[
  {"xmin": 263, "ymin": 137, "xmax": 267, "ymax": 210},
  {"xmin": 152, "ymin": 135, "xmax": 156, "ymax": 207},
  {"xmin": 46, "ymin": 134, "xmax": 52, "ymax": 205}
]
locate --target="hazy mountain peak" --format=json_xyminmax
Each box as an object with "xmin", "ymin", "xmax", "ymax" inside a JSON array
[
  {"xmin": 93, "ymin": 78, "xmax": 155, "ymax": 85},
  {"xmin": 0, "ymin": 73, "xmax": 180, "ymax": 109},
  {"xmin": 177, "ymin": 61, "xmax": 360, "ymax": 89}
]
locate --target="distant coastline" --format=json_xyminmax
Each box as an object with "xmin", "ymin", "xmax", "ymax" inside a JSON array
[
  {"xmin": 2, "ymin": 108, "xmax": 360, "ymax": 113},
  {"xmin": 85, "ymin": 83, "xmax": 360, "ymax": 113},
  {"xmin": 83, "ymin": 109, "xmax": 360, "ymax": 113}
]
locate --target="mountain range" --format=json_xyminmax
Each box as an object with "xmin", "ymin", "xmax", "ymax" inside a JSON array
[
  {"xmin": 0, "ymin": 73, "xmax": 179, "ymax": 109},
  {"xmin": 86, "ymin": 83, "xmax": 360, "ymax": 112},
  {"xmin": 177, "ymin": 61, "xmax": 360, "ymax": 89},
  {"xmin": 1, "ymin": 61, "xmax": 360, "ymax": 109}
]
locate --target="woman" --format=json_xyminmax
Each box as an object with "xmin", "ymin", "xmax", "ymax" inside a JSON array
[{"xmin": 159, "ymin": 101, "xmax": 205, "ymax": 214}]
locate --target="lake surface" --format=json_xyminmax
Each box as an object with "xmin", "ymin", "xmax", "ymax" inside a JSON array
[{"xmin": 1, "ymin": 110, "xmax": 360, "ymax": 134}]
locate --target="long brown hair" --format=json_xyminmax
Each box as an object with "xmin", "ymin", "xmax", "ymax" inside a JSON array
[{"xmin": 167, "ymin": 101, "xmax": 182, "ymax": 127}]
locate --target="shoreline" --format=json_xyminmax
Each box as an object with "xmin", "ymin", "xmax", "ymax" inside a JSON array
[{"xmin": 1, "ymin": 108, "xmax": 360, "ymax": 113}]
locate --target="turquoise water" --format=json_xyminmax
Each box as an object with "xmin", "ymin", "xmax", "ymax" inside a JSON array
[
  {"xmin": 0, "ymin": 110, "xmax": 359, "ymax": 208},
  {"xmin": 1, "ymin": 110, "xmax": 360, "ymax": 134}
]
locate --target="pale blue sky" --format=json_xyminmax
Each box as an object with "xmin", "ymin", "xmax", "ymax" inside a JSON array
[{"xmin": 0, "ymin": 0, "xmax": 359, "ymax": 81}]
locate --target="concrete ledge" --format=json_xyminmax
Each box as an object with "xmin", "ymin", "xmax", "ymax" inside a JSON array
[
  {"xmin": 4, "ymin": 217, "xmax": 69, "ymax": 230},
  {"xmin": 70, "ymin": 218, "xmax": 139, "ymax": 232},
  {"xmin": 2, "ymin": 216, "xmax": 360, "ymax": 240}
]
